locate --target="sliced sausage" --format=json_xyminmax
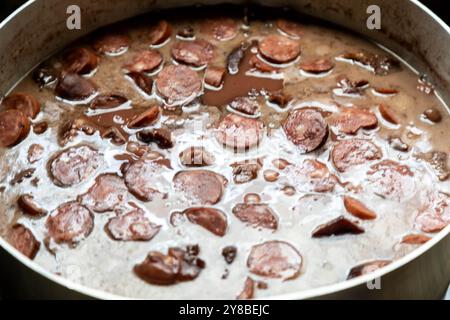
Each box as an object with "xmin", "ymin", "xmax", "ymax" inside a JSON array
[
  {"xmin": 55, "ymin": 73, "xmax": 97, "ymax": 101},
  {"xmin": 2, "ymin": 93, "xmax": 40, "ymax": 119},
  {"xmin": 229, "ymin": 97, "xmax": 260, "ymax": 116},
  {"xmin": 18, "ymin": 194, "xmax": 47, "ymax": 217},
  {"xmin": 173, "ymin": 170, "xmax": 227, "ymax": 205},
  {"xmin": 90, "ymin": 94, "xmax": 128, "ymax": 109},
  {"xmin": 127, "ymin": 72, "xmax": 154, "ymax": 95},
  {"xmin": 300, "ymin": 58, "xmax": 334, "ymax": 74},
  {"xmin": 237, "ymin": 277, "xmax": 255, "ymax": 300},
  {"xmin": 215, "ymin": 113, "xmax": 264, "ymax": 151},
  {"xmin": 415, "ymin": 192, "xmax": 449, "ymax": 233},
  {"xmin": 79, "ymin": 174, "xmax": 128, "ymax": 213},
  {"xmin": 401, "ymin": 234, "xmax": 431, "ymax": 245},
  {"xmin": 249, "ymin": 55, "xmax": 279, "ymax": 73},
  {"xmin": 231, "ymin": 159, "xmax": 262, "ymax": 184},
  {"xmin": 8, "ymin": 224, "xmax": 40, "ymax": 259},
  {"xmin": 247, "ymin": 240, "xmax": 302, "ymax": 280},
  {"xmin": 204, "ymin": 66, "xmax": 226, "ymax": 88},
  {"xmin": 258, "ymin": 35, "xmax": 301, "ymax": 64},
  {"xmin": 27, "ymin": 143, "xmax": 44, "ymax": 164},
  {"xmin": 124, "ymin": 159, "xmax": 169, "ymax": 202},
  {"xmin": 285, "ymin": 159, "xmax": 338, "ymax": 193},
  {"xmin": 175, "ymin": 207, "xmax": 228, "ymax": 237},
  {"xmin": 328, "ymin": 108, "xmax": 378, "ymax": 135},
  {"xmin": 347, "ymin": 260, "xmax": 391, "ymax": 279},
  {"xmin": 155, "ymin": 65, "xmax": 202, "ymax": 105},
  {"xmin": 33, "ymin": 121, "xmax": 49, "ymax": 135},
  {"xmin": 276, "ymin": 19, "xmax": 303, "ymax": 38},
  {"xmin": 339, "ymin": 50, "xmax": 400, "ymax": 76},
  {"xmin": 331, "ymin": 139, "xmax": 382, "ymax": 172},
  {"xmin": 123, "ymin": 49, "xmax": 163, "ymax": 73},
  {"xmin": 134, "ymin": 246, "xmax": 205, "ymax": 285},
  {"xmin": 312, "ymin": 216, "xmax": 364, "ymax": 237},
  {"xmin": 50, "ymin": 145, "xmax": 102, "ymax": 187},
  {"xmin": 93, "ymin": 33, "xmax": 130, "ymax": 55},
  {"xmin": 136, "ymin": 128, "xmax": 173, "ymax": 149},
  {"xmin": 0, "ymin": 109, "xmax": 30, "ymax": 147},
  {"xmin": 149, "ymin": 20, "xmax": 172, "ymax": 46},
  {"xmin": 367, "ymin": 160, "xmax": 415, "ymax": 201},
  {"xmin": 379, "ymin": 103, "xmax": 400, "ymax": 125},
  {"xmin": 62, "ymin": 47, "xmax": 99, "ymax": 75},
  {"xmin": 335, "ymin": 77, "xmax": 369, "ymax": 96},
  {"xmin": 171, "ymin": 39, "xmax": 216, "ymax": 67},
  {"xmin": 343, "ymin": 196, "xmax": 377, "ymax": 220},
  {"xmin": 201, "ymin": 18, "xmax": 239, "ymax": 41},
  {"xmin": 46, "ymin": 201, "xmax": 94, "ymax": 246},
  {"xmin": 373, "ymin": 87, "xmax": 398, "ymax": 95},
  {"xmin": 263, "ymin": 170, "xmax": 279, "ymax": 182},
  {"xmin": 232, "ymin": 203, "xmax": 278, "ymax": 230},
  {"xmin": 127, "ymin": 105, "xmax": 160, "ymax": 129},
  {"xmin": 106, "ymin": 208, "xmax": 160, "ymax": 241},
  {"xmin": 179, "ymin": 146, "xmax": 215, "ymax": 167}
]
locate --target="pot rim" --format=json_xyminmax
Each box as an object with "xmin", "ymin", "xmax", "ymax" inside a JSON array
[{"xmin": 0, "ymin": 0, "xmax": 449, "ymax": 300}]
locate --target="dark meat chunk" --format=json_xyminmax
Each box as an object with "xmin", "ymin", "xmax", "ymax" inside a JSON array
[
  {"xmin": 0, "ymin": 109, "xmax": 30, "ymax": 147},
  {"xmin": 127, "ymin": 72, "xmax": 154, "ymax": 95},
  {"xmin": 149, "ymin": 20, "xmax": 172, "ymax": 46},
  {"xmin": 2, "ymin": 93, "xmax": 40, "ymax": 119},
  {"xmin": 18, "ymin": 194, "xmax": 47, "ymax": 217},
  {"xmin": 204, "ymin": 66, "xmax": 226, "ymax": 88},
  {"xmin": 222, "ymin": 246, "xmax": 237, "ymax": 264},
  {"xmin": 8, "ymin": 224, "xmax": 40, "ymax": 259},
  {"xmin": 312, "ymin": 216, "xmax": 364, "ymax": 237},
  {"xmin": 136, "ymin": 128, "xmax": 173, "ymax": 149},
  {"xmin": 127, "ymin": 105, "xmax": 160, "ymax": 129},
  {"xmin": 232, "ymin": 203, "xmax": 278, "ymax": 230},
  {"xmin": 422, "ymin": 108, "xmax": 442, "ymax": 123},
  {"xmin": 343, "ymin": 196, "xmax": 377, "ymax": 220},
  {"xmin": 55, "ymin": 73, "xmax": 97, "ymax": 101},
  {"xmin": 339, "ymin": 50, "xmax": 400, "ymax": 75},
  {"xmin": 62, "ymin": 47, "xmax": 99, "ymax": 75},
  {"xmin": 229, "ymin": 97, "xmax": 260, "ymax": 116},
  {"xmin": 90, "ymin": 94, "xmax": 128, "ymax": 109},
  {"xmin": 174, "ymin": 207, "xmax": 228, "ymax": 237}
]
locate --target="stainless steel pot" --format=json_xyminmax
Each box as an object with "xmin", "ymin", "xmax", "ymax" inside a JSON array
[{"xmin": 0, "ymin": 0, "xmax": 449, "ymax": 299}]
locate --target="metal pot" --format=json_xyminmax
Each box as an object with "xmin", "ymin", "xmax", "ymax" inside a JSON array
[{"xmin": 0, "ymin": 0, "xmax": 449, "ymax": 299}]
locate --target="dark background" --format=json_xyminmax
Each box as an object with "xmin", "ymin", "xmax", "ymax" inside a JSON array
[{"xmin": 1, "ymin": 0, "xmax": 449, "ymax": 24}]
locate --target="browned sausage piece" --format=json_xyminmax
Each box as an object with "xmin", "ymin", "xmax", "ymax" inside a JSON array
[
  {"xmin": 367, "ymin": 160, "xmax": 415, "ymax": 201},
  {"xmin": 90, "ymin": 94, "xmax": 128, "ymax": 109},
  {"xmin": 127, "ymin": 105, "xmax": 160, "ymax": 129},
  {"xmin": 374, "ymin": 87, "xmax": 398, "ymax": 95},
  {"xmin": 58, "ymin": 118, "xmax": 97, "ymax": 146},
  {"xmin": 201, "ymin": 18, "xmax": 239, "ymax": 41},
  {"xmin": 46, "ymin": 201, "xmax": 94, "ymax": 246},
  {"xmin": 93, "ymin": 33, "xmax": 130, "ymax": 55},
  {"xmin": 134, "ymin": 246, "xmax": 205, "ymax": 285},
  {"xmin": 149, "ymin": 20, "xmax": 172, "ymax": 46},
  {"xmin": 79, "ymin": 174, "xmax": 128, "ymax": 213},
  {"xmin": 55, "ymin": 73, "xmax": 97, "ymax": 101},
  {"xmin": 231, "ymin": 159, "xmax": 262, "ymax": 184},
  {"xmin": 0, "ymin": 109, "xmax": 30, "ymax": 148},
  {"xmin": 171, "ymin": 39, "xmax": 216, "ymax": 67},
  {"xmin": 155, "ymin": 65, "xmax": 202, "ymax": 105},
  {"xmin": 237, "ymin": 277, "xmax": 255, "ymax": 300},
  {"xmin": 102, "ymin": 127, "xmax": 127, "ymax": 146},
  {"xmin": 343, "ymin": 196, "xmax": 377, "ymax": 220},
  {"xmin": 331, "ymin": 139, "xmax": 382, "ymax": 172},
  {"xmin": 328, "ymin": 108, "xmax": 378, "ymax": 135},
  {"xmin": 204, "ymin": 66, "xmax": 226, "ymax": 88},
  {"xmin": 339, "ymin": 50, "xmax": 400, "ymax": 76},
  {"xmin": 179, "ymin": 146, "xmax": 215, "ymax": 167},
  {"xmin": 229, "ymin": 97, "xmax": 260, "ymax": 116},
  {"xmin": 401, "ymin": 234, "xmax": 431, "ymax": 245},
  {"xmin": 215, "ymin": 113, "xmax": 264, "ymax": 151},
  {"xmin": 2, "ymin": 93, "xmax": 41, "ymax": 119},
  {"xmin": 258, "ymin": 35, "xmax": 301, "ymax": 64},
  {"xmin": 106, "ymin": 208, "xmax": 160, "ymax": 241},
  {"xmin": 222, "ymin": 246, "xmax": 237, "ymax": 264},
  {"xmin": 379, "ymin": 103, "xmax": 400, "ymax": 125},
  {"xmin": 285, "ymin": 159, "xmax": 338, "ymax": 193},
  {"xmin": 177, "ymin": 207, "xmax": 228, "ymax": 237},
  {"xmin": 347, "ymin": 260, "xmax": 391, "ymax": 279},
  {"xmin": 63, "ymin": 48, "xmax": 99, "ymax": 75},
  {"xmin": 8, "ymin": 224, "xmax": 40, "ymax": 259},
  {"xmin": 32, "ymin": 65, "xmax": 58, "ymax": 88},
  {"xmin": 312, "ymin": 216, "xmax": 364, "ymax": 238},
  {"xmin": 18, "ymin": 194, "xmax": 47, "ymax": 217},
  {"xmin": 136, "ymin": 128, "xmax": 173, "ymax": 149},
  {"xmin": 173, "ymin": 170, "xmax": 227, "ymax": 205},
  {"xmin": 232, "ymin": 203, "xmax": 278, "ymax": 230},
  {"xmin": 276, "ymin": 19, "xmax": 303, "ymax": 38},
  {"xmin": 50, "ymin": 145, "xmax": 102, "ymax": 187},
  {"xmin": 33, "ymin": 121, "xmax": 49, "ymax": 135},
  {"xmin": 249, "ymin": 55, "xmax": 279, "ymax": 73},
  {"xmin": 422, "ymin": 108, "xmax": 442, "ymax": 123},
  {"xmin": 415, "ymin": 192, "xmax": 449, "ymax": 233},
  {"xmin": 247, "ymin": 240, "xmax": 302, "ymax": 280},
  {"xmin": 123, "ymin": 49, "xmax": 163, "ymax": 73},
  {"xmin": 268, "ymin": 90, "xmax": 291, "ymax": 108},
  {"xmin": 283, "ymin": 108, "xmax": 328, "ymax": 153},
  {"xmin": 124, "ymin": 159, "xmax": 169, "ymax": 202},
  {"xmin": 300, "ymin": 58, "xmax": 335, "ymax": 74},
  {"xmin": 27, "ymin": 143, "xmax": 44, "ymax": 164},
  {"xmin": 127, "ymin": 72, "xmax": 153, "ymax": 95}
]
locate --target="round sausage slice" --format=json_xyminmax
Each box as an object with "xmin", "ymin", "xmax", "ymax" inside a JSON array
[
  {"xmin": 46, "ymin": 201, "xmax": 94, "ymax": 246},
  {"xmin": 215, "ymin": 113, "xmax": 264, "ymax": 151},
  {"xmin": 50, "ymin": 145, "xmax": 102, "ymax": 187},
  {"xmin": 55, "ymin": 73, "xmax": 97, "ymax": 101},
  {"xmin": 283, "ymin": 108, "xmax": 328, "ymax": 153},
  {"xmin": 124, "ymin": 159, "xmax": 169, "ymax": 202},
  {"xmin": 175, "ymin": 207, "xmax": 228, "ymax": 237},
  {"xmin": 18, "ymin": 194, "xmax": 47, "ymax": 217},
  {"xmin": 0, "ymin": 109, "xmax": 30, "ymax": 148},
  {"xmin": 79, "ymin": 174, "xmax": 128, "ymax": 213},
  {"xmin": 106, "ymin": 208, "xmax": 160, "ymax": 241},
  {"xmin": 300, "ymin": 58, "xmax": 334, "ymax": 74},
  {"xmin": 232, "ymin": 203, "xmax": 278, "ymax": 230},
  {"xmin": 415, "ymin": 192, "xmax": 449, "ymax": 233},
  {"xmin": 123, "ymin": 49, "xmax": 163, "ymax": 73},
  {"xmin": 171, "ymin": 39, "xmax": 216, "ymax": 67},
  {"xmin": 328, "ymin": 108, "xmax": 378, "ymax": 135},
  {"xmin": 93, "ymin": 33, "xmax": 130, "ymax": 55},
  {"xmin": 332, "ymin": 139, "xmax": 382, "ymax": 172},
  {"xmin": 285, "ymin": 159, "xmax": 338, "ymax": 193},
  {"xmin": 2, "ymin": 93, "xmax": 40, "ymax": 119},
  {"xmin": 149, "ymin": 20, "xmax": 172, "ymax": 46},
  {"xmin": 173, "ymin": 170, "xmax": 227, "ymax": 205},
  {"xmin": 201, "ymin": 18, "xmax": 239, "ymax": 41},
  {"xmin": 8, "ymin": 224, "xmax": 40, "ymax": 259},
  {"xmin": 63, "ymin": 48, "xmax": 99, "ymax": 75},
  {"xmin": 155, "ymin": 65, "xmax": 202, "ymax": 106},
  {"xmin": 276, "ymin": 19, "xmax": 303, "ymax": 38},
  {"xmin": 258, "ymin": 35, "xmax": 301, "ymax": 64},
  {"xmin": 247, "ymin": 240, "xmax": 302, "ymax": 280}
]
